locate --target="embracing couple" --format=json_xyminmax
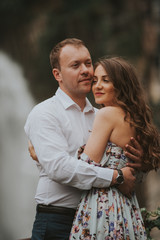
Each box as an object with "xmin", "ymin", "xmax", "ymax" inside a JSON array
[{"xmin": 25, "ymin": 38, "xmax": 160, "ymax": 240}]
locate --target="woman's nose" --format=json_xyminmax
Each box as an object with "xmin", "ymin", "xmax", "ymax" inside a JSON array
[{"xmin": 95, "ymin": 80, "xmax": 102, "ymax": 88}]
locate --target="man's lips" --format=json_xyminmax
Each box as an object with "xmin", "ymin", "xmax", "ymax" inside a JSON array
[{"xmin": 79, "ymin": 78, "xmax": 92, "ymax": 83}]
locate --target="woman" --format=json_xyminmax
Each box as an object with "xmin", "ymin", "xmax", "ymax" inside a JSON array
[{"xmin": 70, "ymin": 57, "xmax": 160, "ymax": 239}]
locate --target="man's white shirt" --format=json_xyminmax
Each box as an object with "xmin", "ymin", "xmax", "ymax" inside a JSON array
[{"xmin": 24, "ymin": 88, "xmax": 113, "ymax": 209}]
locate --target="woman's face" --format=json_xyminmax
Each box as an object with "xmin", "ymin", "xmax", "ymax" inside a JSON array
[{"xmin": 92, "ymin": 64, "xmax": 116, "ymax": 106}]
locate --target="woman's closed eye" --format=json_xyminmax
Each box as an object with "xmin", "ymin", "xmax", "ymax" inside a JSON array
[
  {"xmin": 92, "ymin": 77, "xmax": 97, "ymax": 84},
  {"xmin": 103, "ymin": 78, "xmax": 110, "ymax": 83}
]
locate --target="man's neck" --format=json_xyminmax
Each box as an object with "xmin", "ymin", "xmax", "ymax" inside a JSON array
[
  {"xmin": 68, "ymin": 94, "xmax": 86, "ymax": 111},
  {"xmin": 74, "ymin": 98, "xmax": 86, "ymax": 111},
  {"xmin": 60, "ymin": 88, "xmax": 86, "ymax": 111}
]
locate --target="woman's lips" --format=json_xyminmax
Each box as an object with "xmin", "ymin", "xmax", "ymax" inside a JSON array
[{"xmin": 94, "ymin": 92, "xmax": 104, "ymax": 96}]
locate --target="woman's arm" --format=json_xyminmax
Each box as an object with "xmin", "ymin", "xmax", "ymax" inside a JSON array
[{"xmin": 84, "ymin": 107, "xmax": 115, "ymax": 163}]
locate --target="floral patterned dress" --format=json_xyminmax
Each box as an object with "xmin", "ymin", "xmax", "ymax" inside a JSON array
[{"xmin": 70, "ymin": 142, "xmax": 147, "ymax": 240}]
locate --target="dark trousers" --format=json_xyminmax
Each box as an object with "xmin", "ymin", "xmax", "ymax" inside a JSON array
[{"xmin": 31, "ymin": 211, "xmax": 75, "ymax": 240}]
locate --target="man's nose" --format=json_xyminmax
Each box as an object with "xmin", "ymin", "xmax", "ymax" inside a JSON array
[{"xmin": 80, "ymin": 64, "xmax": 89, "ymax": 74}]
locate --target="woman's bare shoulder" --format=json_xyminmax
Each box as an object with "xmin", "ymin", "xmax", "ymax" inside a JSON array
[{"xmin": 96, "ymin": 106, "xmax": 124, "ymax": 120}]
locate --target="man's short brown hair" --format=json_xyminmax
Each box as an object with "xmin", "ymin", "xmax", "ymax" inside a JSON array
[{"xmin": 49, "ymin": 38, "xmax": 86, "ymax": 70}]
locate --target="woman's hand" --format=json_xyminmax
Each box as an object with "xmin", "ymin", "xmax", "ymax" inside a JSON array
[{"xmin": 28, "ymin": 140, "xmax": 39, "ymax": 162}]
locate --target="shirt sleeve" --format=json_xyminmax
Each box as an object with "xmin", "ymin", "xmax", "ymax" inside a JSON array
[{"xmin": 24, "ymin": 107, "xmax": 113, "ymax": 190}]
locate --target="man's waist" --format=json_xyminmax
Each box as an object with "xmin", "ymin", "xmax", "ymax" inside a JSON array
[
  {"xmin": 35, "ymin": 181, "xmax": 82, "ymax": 208},
  {"xmin": 37, "ymin": 204, "xmax": 76, "ymax": 217}
]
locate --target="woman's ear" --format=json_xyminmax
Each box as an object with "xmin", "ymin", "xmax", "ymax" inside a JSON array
[{"xmin": 52, "ymin": 68, "xmax": 62, "ymax": 83}]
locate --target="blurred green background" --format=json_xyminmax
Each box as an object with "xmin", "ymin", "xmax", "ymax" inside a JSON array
[{"xmin": 0, "ymin": 0, "xmax": 159, "ymax": 239}]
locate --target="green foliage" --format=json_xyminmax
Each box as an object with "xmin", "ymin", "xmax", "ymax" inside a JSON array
[{"xmin": 141, "ymin": 207, "xmax": 160, "ymax": 239}]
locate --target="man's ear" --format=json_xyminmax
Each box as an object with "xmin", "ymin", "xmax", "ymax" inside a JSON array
[{"xmin": 52, "ymin": 68, "xmax": 62, "ymax": 83}]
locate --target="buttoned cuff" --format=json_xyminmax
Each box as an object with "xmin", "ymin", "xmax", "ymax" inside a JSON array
[{"xmin": 93, "ymin": 168, "xmax": 114, "ymax": 188}]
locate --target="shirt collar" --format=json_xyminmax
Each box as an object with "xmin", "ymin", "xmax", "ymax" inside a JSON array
[{"xmin": 55, "ymin": 87, "xmax": 95, "ymax": 113}]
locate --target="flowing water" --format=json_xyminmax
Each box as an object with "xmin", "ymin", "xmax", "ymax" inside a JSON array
[{"xmin": 0, "ymin": 52, "xmax": 38, "ymax": 240}]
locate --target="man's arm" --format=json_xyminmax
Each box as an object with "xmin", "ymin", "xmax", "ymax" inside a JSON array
[
  {"xmin": 27, "ymin": 107, "xmax": 137, "ymax": 196},
  {"xmin": 25, "ymin": 109, "xmax": 114, "ymax": 190},
  {"xmin": 29, "ymin": 137, "xmax": 146, "ymax": 171},
  {"xmin": 28, "ymin": 140, "xmax": 136, "ymax": 197}
]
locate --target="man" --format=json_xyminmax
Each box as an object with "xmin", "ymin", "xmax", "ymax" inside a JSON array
[{"xmin": 25, "ymin": 38, "xmax": 145, "ymax": 240}]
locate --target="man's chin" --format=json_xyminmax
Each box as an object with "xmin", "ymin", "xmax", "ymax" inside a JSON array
[
  {"xmin": 81, "ymin": 83, "xmax": 92, "ymax": 91},
  {"xmin": 83, "ymin": 86, "xmax": 92, "ymax": 94}
]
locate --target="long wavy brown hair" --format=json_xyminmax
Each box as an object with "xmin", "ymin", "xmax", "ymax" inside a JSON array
[{"xmin": 94, "ymin": 57, "xmax": 160, "ymax": 169}]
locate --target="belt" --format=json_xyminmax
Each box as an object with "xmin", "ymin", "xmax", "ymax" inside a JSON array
[{"xmin": 37, "ymin": 204, "xmax": 76, "ymax": 217}]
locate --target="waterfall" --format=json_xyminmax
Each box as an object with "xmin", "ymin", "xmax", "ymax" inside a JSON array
[{"xmin": 0, "ymin": 52, "xmax": 38, "ymax": 240}]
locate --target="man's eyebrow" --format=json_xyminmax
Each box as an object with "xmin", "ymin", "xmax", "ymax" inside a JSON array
[
  {"xmin": 68, "ymin": 60, "xmax": 79, "ymax": 66},
  {"xmin": 69, "ymin": 58, "xmax": 92, "ymax": 65},
  {"xmin": 70, "ymin": 60, "xmax": 79, "ymax": 64}
]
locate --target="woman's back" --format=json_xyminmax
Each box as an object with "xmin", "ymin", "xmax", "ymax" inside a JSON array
[
  {"xmin": 84, "ymin": 106, "xmax": 136, "ymax": 163},
  {"xmin": 108, "ymin": 106, "xmax": 136, "ymax": 149}
]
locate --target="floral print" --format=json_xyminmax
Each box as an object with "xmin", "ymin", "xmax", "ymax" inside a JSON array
[{"xmin": 70, "ymin": 143, "xmax": 147, "ymax": 240}]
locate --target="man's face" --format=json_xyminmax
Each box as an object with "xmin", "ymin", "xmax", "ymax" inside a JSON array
[{"xmin": 58, "ymin": 44, "xmax": 94, "ymax": 99}]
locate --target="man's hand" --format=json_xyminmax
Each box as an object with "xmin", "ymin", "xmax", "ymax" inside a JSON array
[
  {"xmin": 124, "ymin": 137, "xmax": 143, "ymax": 170},
  {"xmin": 125, "ymin": 137, "xmax": 153, "ymax": 172},
  {"xmin": 111, "ymin": 167, "xmax": 136, "ymax": 198},
  {"xmin": 28, "ymin": 141, "xmax": 39, "ymax": 162},
  {"xmin": 117, "ymin": 167, "xmax": 136, "ymax": 198}
]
